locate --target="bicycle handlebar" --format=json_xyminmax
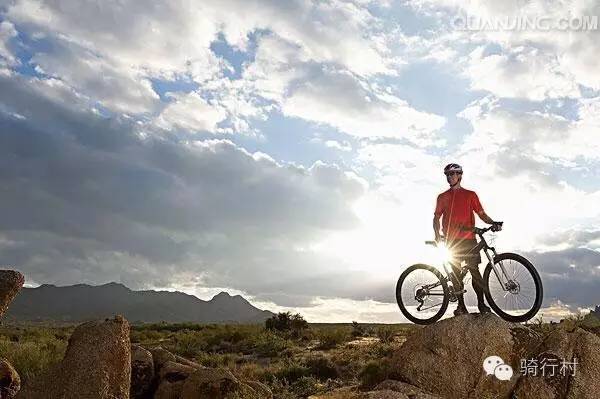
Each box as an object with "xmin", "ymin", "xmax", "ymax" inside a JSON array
[{"xmin": 427, "ymin": 222, "xmax": 503, "ymax": 245}]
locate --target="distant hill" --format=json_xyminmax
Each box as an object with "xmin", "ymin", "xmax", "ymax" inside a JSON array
[{"xmin": 4, "ymin": 282, "xmax": 275, "ymax": 324}]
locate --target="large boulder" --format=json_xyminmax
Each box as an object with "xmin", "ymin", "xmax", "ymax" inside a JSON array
[
  {"xmin": 131, "ymin": 345, "xmax": 154, "ymax": 399},
  {"xmin": 390, "ymin": 313, "xmax": 540, "ymax": 399},
  {"xmin": 243, "ymin": 380, "xmax": 273, "ymax": 399},
  {"xmin": 0, "ymin": 359, "xmax": 21, "ymax": 399},
  {"xmin": 19, "ymin": 315, "xmax": 131, "ymax": 399},
  {"xmin": 374, "ymin": 380, "xmax": 442, "ymax": 399},
  {"xmin": 309, "ymin": 381, "xmax": 441, "ymax": 399},
  {"xmin": 0, "ymin": 270, "xmax": 24, "ymax": 318},
  {"xmin": 179, "ymin": 367, "xmax": 265, "ymax": 399},
  {"xmin": 513, "ymin": 325, "xmax": 600, "ymax": 399},
  {"xmin": 153, "ymin": 360, "xmax": 199, "ymax": 399},
  {"xmin": 309, "ymin": 386, "xmax": 410, "ymax": 399},
  {"xmin": 149, "ymin": 347, "xmax": 176, "ymax": 374}
]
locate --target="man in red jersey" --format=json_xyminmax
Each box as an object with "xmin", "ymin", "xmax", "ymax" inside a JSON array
[{"xmin": 433, "ymin": 163, "xmax": 503, "ymax": 316}]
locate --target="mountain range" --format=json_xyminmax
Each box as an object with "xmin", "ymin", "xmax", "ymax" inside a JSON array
[{"xmin": 4, "ymin": 282, "xmax": 275, "ymax": 324}]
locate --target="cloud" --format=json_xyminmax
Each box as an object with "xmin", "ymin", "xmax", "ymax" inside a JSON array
[
  {"xmin": 282, "ymin": 67, "xmax": 446, "ymax": 144},
  {"xmin": 154, "ymin": 91, "xmax": 227, "ymax": 133},
  {"xmin": 466, "ymin": 45, "xmax": 580, "ymax": 101},
  {"xmin": 31, "ymin": 39, "xmax": 160, "ymax": 114},
  {"xmin": 525, "ymin": 247, "xmax": 600, "ymax": 308},
  {"xmin": 0, "ymin": 21, "xmax": 19, "ymax": 67},
  {"xmin": 0, "ymin": 72, "xmax": 368, "ymax": 304},
  {"xmin": 410, "ymin": 0, "xmax": 600, "ymax": 94}
]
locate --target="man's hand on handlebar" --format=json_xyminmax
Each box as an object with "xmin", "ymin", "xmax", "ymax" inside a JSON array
[{"xmin": 491, "ymin": 221, "xmax": 503, "ymax": 232}]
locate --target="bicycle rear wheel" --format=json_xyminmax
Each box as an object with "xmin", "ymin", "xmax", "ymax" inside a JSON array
[
  {"xmin": 396, "ymin": 264, "xmax": 449, "ymax": 325},
  {"xmin": 483, "ymin": 253, "xmax": 543, "ymax": 323}
]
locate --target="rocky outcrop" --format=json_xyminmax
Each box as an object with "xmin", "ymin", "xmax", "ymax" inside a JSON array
[
  {"xmin": 513, "ymin": 324, "xmax": 600, "ymax": 399},
  {"xmin": 390, "ymin": 313, "xmax": 540, "ymax": 399},
  {"xmin": 1, "ymin": 270, "xmax": 25, "ymax": 399},
  {"xmin": 0, "ymin": 270, "xmax": 24, "ymax": 318},
  {"xmin": 131, "ymin": 345, "xmax": 154, "ymax": 399},
  {"xmin": 179, "ymin": 367, "xmax": 253, "ymax": 398},
  {"xmin": 374, "ymin": 380, "xmax": 442, "ymax": 399},
  {"xmin": 0, "ymin": 359, "xmax": 21, "ymax": 399},
  {"xmin": 139, "ymin": 346, "xmax": 271, "ymax": 399},
  {"xmin": 19, "ymin": 315, "xmax": 131, "ymax": 399},
  {"xmin": 308, "ymin": 381, "xmax": 441, "ymax": 399}
]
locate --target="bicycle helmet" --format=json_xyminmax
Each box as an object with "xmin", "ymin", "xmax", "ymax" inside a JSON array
[{"xmin": 443, "ymin": 163, "xmax": 463, "ymax": 175}]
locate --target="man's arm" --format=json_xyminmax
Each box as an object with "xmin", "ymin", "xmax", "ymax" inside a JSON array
[
  {"xmin": 476, "ymin": 210, "xmax": 503, "ymax": 231},
  {"xmin": 477, "ymin": 210, "xmax": 495, "ymax": 224},
  {"xmin": 433, "ymin": 216, "xmax": 441, "ymax": 241}
]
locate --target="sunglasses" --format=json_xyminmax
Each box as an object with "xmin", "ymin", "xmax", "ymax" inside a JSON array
[{"xmin": 445, "ymin": 171, "xmax": 462, "ymax": 177}]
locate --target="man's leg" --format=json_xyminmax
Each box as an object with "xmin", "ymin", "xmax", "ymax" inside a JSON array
[
  {"xmin": 468, "ymin": 262, "xmax": 491, "ymax": 313},
  {"xmin": 450, "ymin": 262, "xmax": 468, "ymax": 315}
]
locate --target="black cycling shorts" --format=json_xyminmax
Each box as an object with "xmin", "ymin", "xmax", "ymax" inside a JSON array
[{"xmin": 447, "ymin": 238, "xmax": 481, "ymax": 268}]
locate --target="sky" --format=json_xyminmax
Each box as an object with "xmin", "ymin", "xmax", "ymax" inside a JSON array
[{"xmin": 0, "ymin": 0, "xmax": 599, "ymax": 323}]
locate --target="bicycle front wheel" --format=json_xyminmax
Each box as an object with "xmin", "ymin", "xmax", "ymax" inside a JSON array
[
  {"xmin": 483, "ymin": 253, "xmax": 543, "ymax": 323},
  {"xmin": 396, "ymin": 264, "xmax": 449, "ymax": 325}
]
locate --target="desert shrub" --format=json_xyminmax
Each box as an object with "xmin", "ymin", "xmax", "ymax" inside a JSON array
[
  {"xmin": 375, "ymin": 325, "xmax": 395, "ymax": 343},
  {"xmin": 351, "ymin": 321, "xmax": 366, "ymax": 338},
  {"xmin": 0, "ymin": 334, "xmax": 67, "ymax": 383},
  {"xmin": 359, "ymin": 359, "xmax": 392, "ymax": 389},
  {"xmin": 315, "ymin": 327, "xmax": 350, "ymax": 349},
  {"xmin": 580, "ymin": 312, "xmax": 600, "ymax": 329},
  {"xmin": 133, "ymin": 322, "xmax": 207, "ymax": 332},
  {"xmin": 266, "ymin": 376, "xmax": 298, "ymax": 399},
  {"xmin": 130, "ymin": 328, "xmax": 164, "ymax": 344},
  {"xmin": 194, "ymin": 352, "xmax": 239, "ymax": 368},
  {"xmin": 171, "ymin": 331, "xmax": 207, "ymax": 357},
  {"xmin": 252, "ymin": 330, "xmax": 291, "ymax": 358},
  {"xmin": 290, "ymin": 376, "xmax": 320, "ymax": 397},
  {"xmin": 233, "ymin": 362, "xmax": 265, "ymax": 381},
  {"xmin": 273, "ymin": 361, "xmax": 310, "ymax": 384},
  {"xmin": 265, "ymin": 312, "xmax": 308, "ymax": 339},
  {"xmin": 304, "ymin": 355, "xmax": 338, "ymax": 381}
]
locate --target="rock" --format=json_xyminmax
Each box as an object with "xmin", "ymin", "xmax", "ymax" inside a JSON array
[
  {"xmin": 153, "ymin": 361, "xmax": 203, "ymax": 399},
  {"xmin": 364, "ymin": 391, "xmax": 409, "ymax": 399},
  {"xmin": 309, "ymin": 386, "xmax": 360, "ymax": 399},
  {"xmin": 159, "ymin": 361, "xmax": 198, "ymax": 382},
  {"xmin": 149, "ymin": 347, "xmax": 176, "ymax": 374},
  {"xmin": 0, "ymin": 270, "xmax": 24, "ymax": 318},
  {"xmin": 0, "ymin": 359, "xmax": 21, "ymax": 399},
  {"xmin": 243, "ymin": 380, "xmax": 273, "ymax": 399},
  {"xmin": 173, "ymin": 354, "xmax": 204, "ymax": 370},
  {"xmin": 390, "ymin": 313, "xmax": 540, "ymax": 399},
  {"xmin": 513, "ymin": 325, "xmax": 600, "ymax": 399},
  {"xmin": 179, "ymin": 367, "xmax": 258, "ymax": 399},
  {"xmin": 374, "ymin": 380, "xmax": 443, "ymax": 399},
  {"xmin": 154, "ymin": 379, "xmax": 186, "ymax": 399},
  {"xmin": 131, "ymin": 345, "xmax": 154, "ymax": 399},
  {"xmin": 19, "ymin": 315, "xmax": 131, "ymax": 399},
  {"xmin": 309, "ymin": 386, "xmax": 409, "ymax": 399}
]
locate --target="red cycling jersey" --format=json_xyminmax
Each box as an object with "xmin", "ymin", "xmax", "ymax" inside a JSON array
[{"xmin": 434, "ymin": 187, "xmax": 484, "ymax": 241}]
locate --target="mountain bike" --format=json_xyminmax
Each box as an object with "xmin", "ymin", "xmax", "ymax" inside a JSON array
[{"xmin": 395, "ymin": 224, "xmax": 543, "ymax": 324}]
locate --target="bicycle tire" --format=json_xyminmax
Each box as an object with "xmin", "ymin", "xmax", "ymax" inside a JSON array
[
  {"xmin": 483, "ymin": 252, "xmax": 543, "ymax": 323},
  {"xmin": 396, "ymin": 264, "xmax": 449, "ymax": 325}
]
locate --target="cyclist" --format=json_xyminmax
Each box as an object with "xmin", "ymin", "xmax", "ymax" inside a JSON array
[{"xmin": 433, "ymin": 163, "xmax": 503, "ymax": 316}]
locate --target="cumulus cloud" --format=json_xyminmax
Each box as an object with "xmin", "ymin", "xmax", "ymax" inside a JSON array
[
  {"xmin": 0, "ymin": 72, "xmax": 368, "ymax": 305},
  {"xmin": 0, "ymin": 21, "xmax": 19, "ymax": 67},
  {"xmin": 466, "ymin": 45, "xmax": 580, "ymax": 101},
  {"xmin": 282, "ymin": 67, "xmax": 446, "ymax": 144},
  {"xmin": 154, "ymin": 91, "xmax": 228, "ymax": 133}
]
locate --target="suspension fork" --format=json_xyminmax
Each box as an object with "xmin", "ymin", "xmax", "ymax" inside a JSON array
[{"xmin": 480, "ymin": 235, "xmax": 512, "ymax": 289}]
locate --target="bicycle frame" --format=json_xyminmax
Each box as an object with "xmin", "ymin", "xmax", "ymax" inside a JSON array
[
  {"xmin": 439, "ymin": 233, "xmax": 514, "ymax": 293},
  {"xmin": 415, "ymin": 230, "xmax": 516, "ymax": 311}
]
